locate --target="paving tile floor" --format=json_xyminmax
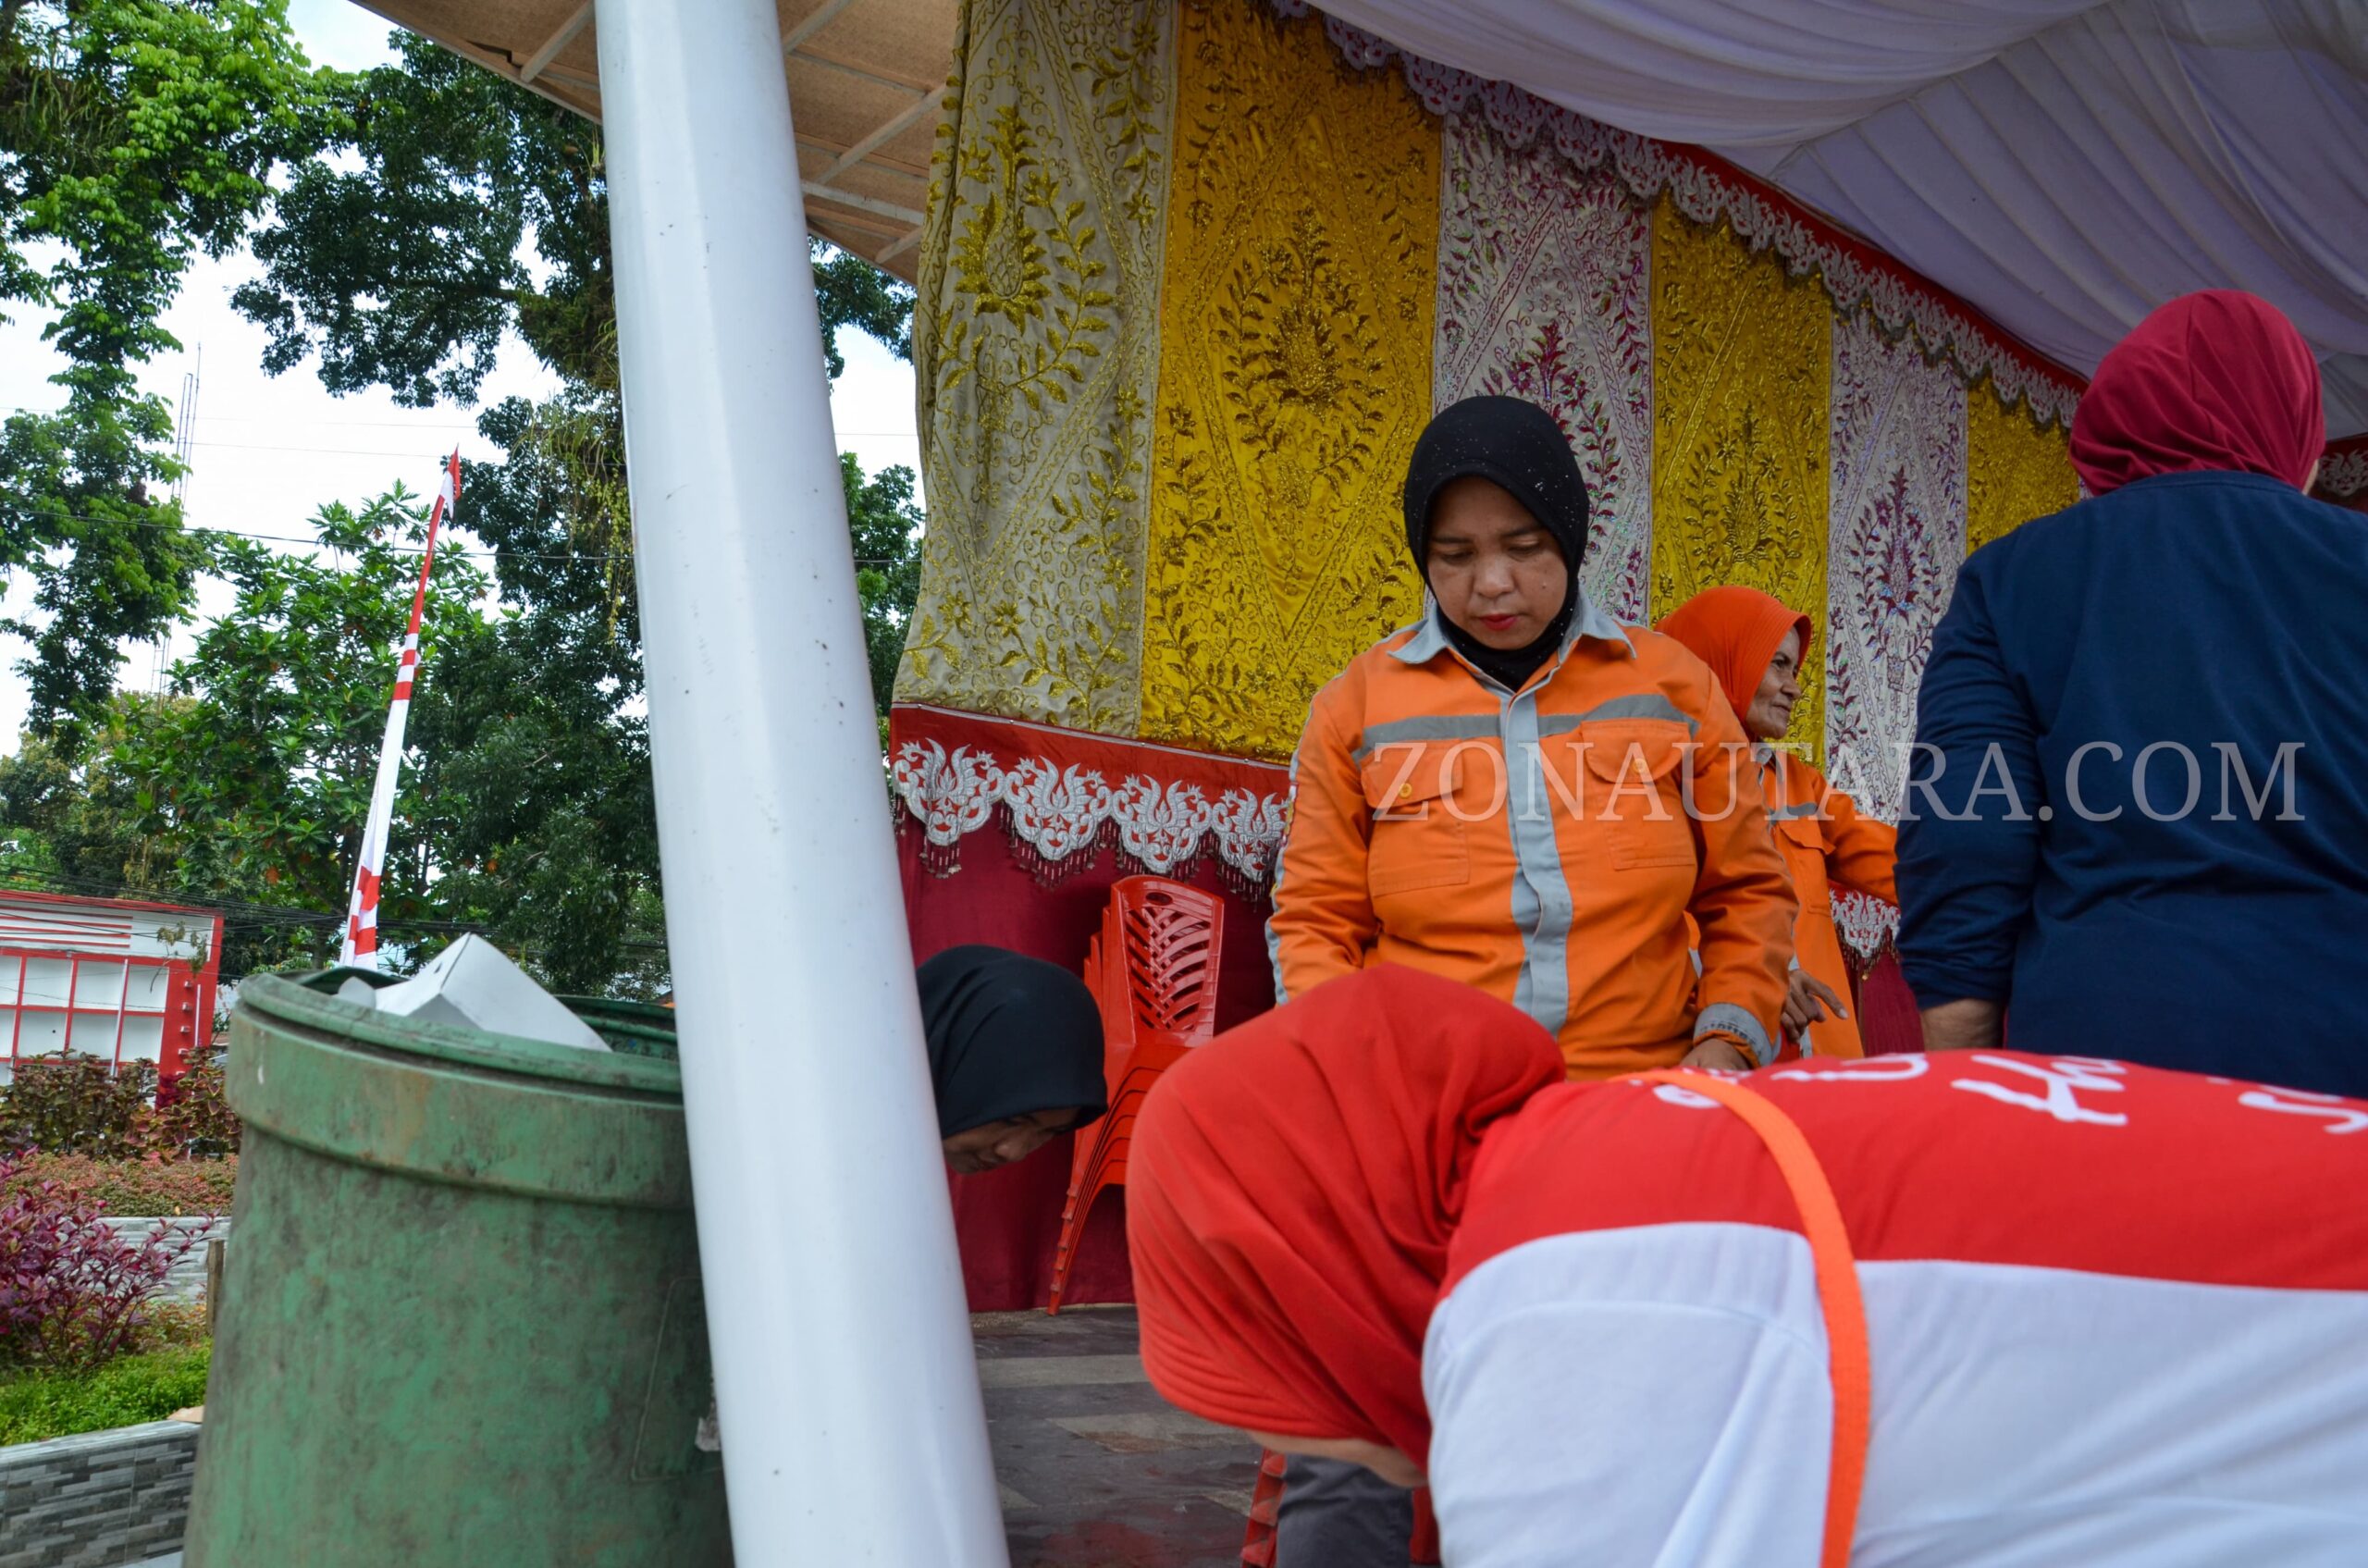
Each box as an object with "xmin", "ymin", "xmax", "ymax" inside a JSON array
[
  {"xmin": 976, "ymin": 1305, "xmax": 1261, "ymax": 1567},
  {"xmin": 133, "ymin": 1306, "xmax": 1255, "ymax": 1568}
]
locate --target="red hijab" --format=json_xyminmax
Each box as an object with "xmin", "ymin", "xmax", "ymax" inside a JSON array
[
  {"xmin": 1655, "ymin": 586, "xmax": 1813, "ymax": 725},
  {"xmin": 1127, "ymin": 967, "xmax": 1562, "ymax": 1463},
  {"xmin": 2069, "ymin": 290, "xmax": 2324, "ymax": 498}
]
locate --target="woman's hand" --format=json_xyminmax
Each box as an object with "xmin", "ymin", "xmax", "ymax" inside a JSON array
[
  {"xmin": 1782, "ymin": 972, "xmax": 1850, "ymax": 1037},
  {"xmin": 1678, "ymin": 1037, "xmax": 1753, "ymax": 1073}
]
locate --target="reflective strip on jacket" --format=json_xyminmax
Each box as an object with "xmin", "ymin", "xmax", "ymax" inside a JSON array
[
  {"xmin": 1267, "ymin": 600, "xmax": 1795, "ymax": 1077},
  {"xmin": 1759, "ymin": 747, "xmax": 1897, "ymax": 1061}
]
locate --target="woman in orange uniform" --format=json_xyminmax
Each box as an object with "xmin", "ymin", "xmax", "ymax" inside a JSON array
[
  {"xmin": 1269, "ymin": 396, "xmax": 1795, "ymax": 1082},
  {"xmin": 1659, "ymin": 586, "xmax": 1897, "ymax": 1058},
  {"xmin": 1266, "ymin": 394, "xmax": 1796, "ymax": 1567}
]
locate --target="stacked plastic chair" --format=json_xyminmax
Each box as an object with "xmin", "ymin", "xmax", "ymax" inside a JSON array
[
  {"xmin": 1046, "ymin": 875, "xmax": 1223, "ymax": 1314},
  {"xmin": 1239, "ymin": 1449, "xmax": 1289, "ymax": 1566}
]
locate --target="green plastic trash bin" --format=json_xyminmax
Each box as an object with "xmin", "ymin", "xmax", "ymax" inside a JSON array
[
  {"xmin": 561, "ymin": 994, "xmax": 684, "ymax": 1061},
  {"xmin": 184, "ymin": 970, "xmax": 730, "ymax": 1567}
]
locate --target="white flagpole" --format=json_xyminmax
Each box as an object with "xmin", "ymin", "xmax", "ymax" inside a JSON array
[
  {"xmin": 598, "ymin": 0, "xmax": 1007, "ymax": 1559},
  {"xmin": 340, "ymin": 450, "xmax": 461, "ymax": 969}
]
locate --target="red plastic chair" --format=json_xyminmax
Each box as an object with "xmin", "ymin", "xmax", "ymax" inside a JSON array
[
  {"xmin": 1047, "ymin": 876, "xmax": 1223, "ymax": 1313},
  {"xmin": 1239, "ymin": 1448, "xmax": 1289, "ymax": 1566}
]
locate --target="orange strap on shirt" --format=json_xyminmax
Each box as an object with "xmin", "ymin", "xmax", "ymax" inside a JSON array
[{"xmin": 1635, "ymin": 1070, "xmax": 1868, "ymax": 1568}]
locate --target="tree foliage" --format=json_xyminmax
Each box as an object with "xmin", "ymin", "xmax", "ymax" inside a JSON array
[
  {"xmin": 845, "ymin": 453, "xmax": 924, "ymax": 711},
  {"xmin": 0, "ymin": 436, "xmax": 921, "ymax": 987},
  {"xmin": 0, "ymin": 0, "xmax": 335, "ymax": 734},
  {"xmin": 2, "ymin": 18, "xmax": 930, "ymax": 993},
  {"xmin": 1, "ymin": 487, "xmax": 663, "ymax": 991},
  {"xmin": 237, "ymin": 28, "xmax": 927, "ymax": 715},
  {"xmin": 238, "ymin": 32, "xmax": 914, "ymax": 400}
]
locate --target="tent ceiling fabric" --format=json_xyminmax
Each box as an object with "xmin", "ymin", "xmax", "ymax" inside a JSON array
[
  {"xmin": 343, "ymin": 0, "xmax": 953, "ymax": 279},
  {"xmin": 347, "ymin": 0, "xmax": 2367, "ymax": 438},
  {"xmin": 1297, "ymin": 0, "xmax": 2368, "ymax": 439}
]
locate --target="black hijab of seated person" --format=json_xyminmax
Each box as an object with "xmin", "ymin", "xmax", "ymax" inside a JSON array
[
  {"xmin": 1402, "ymin": 395, "xmax": 1592, "ymax": 693},
  {"xmin": 917, "ymin": 945, "xmax": 1108, "ymax": 1141}
]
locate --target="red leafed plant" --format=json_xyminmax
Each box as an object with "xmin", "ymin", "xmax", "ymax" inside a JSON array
[
  {"xmin": 143, "ymin": 1039, "xmax": 241, "ymax": 1159},
  {"xmin": 0, "ymin": 1152, "xmax": 214, "ymax": 1371}
]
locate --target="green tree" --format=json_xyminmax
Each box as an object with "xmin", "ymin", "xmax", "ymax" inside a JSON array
[
  {"xmin": 0, "ymin": 0, "xmax": 334, "ymax": 735},
  {"xmin": 0, "ymin": 488, "xmax": 665, "ymax": 991},
  {"xmin": 239, "ymin": 31, "xmax": 910, "ymax": 401},
  {"xmin": 845, "ymin": 453, "xmax": 925, "ymax": 714},
  {"xmin": 1, "ymin": 25, "xmax": 928, "ymax": 992},
  {"xmin": 236, "ymin": 25, "xmax": 928, "ymax": 721}
]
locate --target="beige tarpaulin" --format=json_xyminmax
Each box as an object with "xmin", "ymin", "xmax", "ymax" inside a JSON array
[{"xmin": 346, "ymin": 0, "xmax": 955, "ymax": 281}]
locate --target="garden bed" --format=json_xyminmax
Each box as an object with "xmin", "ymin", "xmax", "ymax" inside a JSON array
[
  {"xmin": 0, "ymin": 1341, "xmax": 211, "ymax": 1449},
  {"xmin": 0, "ymin": 1153, "xmax": 238, "ymax": 1217}
]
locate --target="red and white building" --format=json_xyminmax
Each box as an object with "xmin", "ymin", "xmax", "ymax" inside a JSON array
[{"xmin": 0, "ymin": 890, "xmax": 224, "ymax": 1085}]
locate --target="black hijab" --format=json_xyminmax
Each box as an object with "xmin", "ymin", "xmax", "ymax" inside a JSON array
[
  {"xmin": 1401, "ymin": 395, "xmax": 1592, "ymax": 692},
  {"xmin": 917, "ymin": 945, "xmax": 1107, "ymax": 1140}
]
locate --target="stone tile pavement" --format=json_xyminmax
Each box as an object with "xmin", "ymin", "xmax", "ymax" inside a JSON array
[
  {"xmin": 124, "ymin": 1305, "xmax": 1254, "ymax": 1568},
  {"xmin": 975, "ymin": 1305, "xmax": 1260, "ymax": 1567}
]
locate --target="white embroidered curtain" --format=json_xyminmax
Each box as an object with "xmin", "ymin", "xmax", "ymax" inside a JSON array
[{"xmin": 1300, "ymin": 0, "xmax": 2368, "ymax": 438}]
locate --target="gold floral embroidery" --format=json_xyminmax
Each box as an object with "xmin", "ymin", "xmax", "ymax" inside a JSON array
[
  {"xmin": 897, "ymin": 0, "xmax": 1174, "ymax": 733},
  {"xmin": 1649, "ymin": 203, "xmax": 1833, "ymax": 763},
  {"xmin": 1966, "ymin": 384, "xmax": 2079, "ymax": 556},
  {"xmin": 1136, "ymin": 0, "xmax": 1438, "ymax": 761}
]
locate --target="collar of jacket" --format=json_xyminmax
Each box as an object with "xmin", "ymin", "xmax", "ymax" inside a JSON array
[{"xmin": 1389, "ymin": 593, "xmax": 1635, "ymax": 685}]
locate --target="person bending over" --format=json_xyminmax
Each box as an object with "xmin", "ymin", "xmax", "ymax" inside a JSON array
[
  {"xmin": 1129, "ymin": 965, "xmax": 2368, "ymax": 1567},
  {"xmin": 918, "ymin": 945, "xmax": 1106, "ymax": 1173}
]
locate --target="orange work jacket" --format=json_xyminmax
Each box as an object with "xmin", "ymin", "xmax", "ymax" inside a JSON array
[
  {"xmin": 1760, "ymin": 747, "xmax": 1897, "ymax": 1061},
  {"xmin": 1268, "ymin": 601, "xmax": 1795, "ymax": 1078}
]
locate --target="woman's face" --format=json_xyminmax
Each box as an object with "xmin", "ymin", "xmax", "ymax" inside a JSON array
[
  {"xmin": 1745, "ymin": 627, "xmax": 1803, "ymax": 742},
  {"xmin": 1424, "ymin": 477, "xmax": 1568, "ymax": 650},
  {"xmin": 941, "ymin": 1107, "xmax": 1090, "ymax": 1176}
]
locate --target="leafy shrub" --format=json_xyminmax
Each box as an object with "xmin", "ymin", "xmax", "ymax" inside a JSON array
[
  {"xmin": 139, "ymin": 1298, "xmax": 210, "ymax": 1351},
  {"xmin": 145, "ymin": 1039, "xmax": 240, "ymax": 1158},
  {"xmin": 0, "ymin": 1342, "xmax": 209, "ymax": 1445},
  {"xmin": 0, "ymin": 1153, "xmax": 214, "ymax": 1370},
  {"xmin": 0, "ymin": 1152, "xmax": 237, "ymax": 1216},
  {"xmin": 0, "ymin": 1054, "xmax": 155, "ymax": 1158}
]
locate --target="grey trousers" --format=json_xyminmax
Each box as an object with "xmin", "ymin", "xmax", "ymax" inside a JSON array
[{"xmin": 1276, "ymin": 1454, "xmax": 1413, "ymax": 1567}]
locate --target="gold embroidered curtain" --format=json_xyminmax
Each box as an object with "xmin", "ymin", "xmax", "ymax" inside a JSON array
[{"xmin": 897, "ymin": 0, "xmax": 2082, "ymax": 769}]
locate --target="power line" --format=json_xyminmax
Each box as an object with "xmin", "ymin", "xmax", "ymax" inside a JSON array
[
  {"xmin": 9, "ymin": 507, "xmax": 912, "ymax": 567},
  {"xmin": 8, "ymin": 409, "xmax": 922, "ymax": 448},
  {"xmin": 12, "ymin": 508, "xmax": 623, "ymax": 562},
  {"xmin": 198, "ymin": 414, "xmax": 479, "ymax": 431},
  {"xmin": 0, "ymin": 868, "xmax": 668, "ymax": 976},
  {"xmin": 181, "ymin": 435, "xmax": 918, "ymax": 457}
]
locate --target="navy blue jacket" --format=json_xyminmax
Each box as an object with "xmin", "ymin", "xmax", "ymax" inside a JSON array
[{"xmin": 1898, "ymin": 471, "xmax": 2368, "ymax": 1096}]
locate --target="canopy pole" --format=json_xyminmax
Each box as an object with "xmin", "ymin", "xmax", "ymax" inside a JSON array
[{"xmin": 594, "ymin": 4, "xmax": 1009, "ymax": 1563}]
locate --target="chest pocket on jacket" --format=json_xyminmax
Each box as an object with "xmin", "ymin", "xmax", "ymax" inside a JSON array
[
  {"xmin": 1361, "ymin": 742, "xmax": 1475, "ymax": 897},
  {"xmin": 1579, "ymin": 719, "xmax": 1697, "ymax": 870},
  {"xmin": 1772, "ymin": 811, "xmax": 1831, "ymax": 912}
]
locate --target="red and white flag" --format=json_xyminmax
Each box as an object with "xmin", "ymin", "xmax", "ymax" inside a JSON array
[{"xmin": 341, "ymin": 450, "xmax": 461, "ymax": 968}]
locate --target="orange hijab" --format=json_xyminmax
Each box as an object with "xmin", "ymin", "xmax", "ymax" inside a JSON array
[
  {"xmin": 1128, "ymin": 967, "xmax": 1562, "ymax": 1463},
  {"xmin": 1656, "ymin": 586, "xmax": 1814, "ymax": 725}
]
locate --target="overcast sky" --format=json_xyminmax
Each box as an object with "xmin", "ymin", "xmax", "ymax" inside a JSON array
[{"xmin": 0, "ymin": 0, "xmax": 923, "ymax": 750}]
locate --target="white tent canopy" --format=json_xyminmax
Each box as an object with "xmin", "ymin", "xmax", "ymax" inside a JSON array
[
  {"xmin": 1297, "ymin": 0, "xmax": 2368, "ymax": 439},
  {"xmin": 356, "ymin": 0, "xmax": 2368, "ymax": 438}
]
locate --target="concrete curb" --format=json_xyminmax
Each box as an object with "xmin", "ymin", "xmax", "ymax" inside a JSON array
[
  {"xmin": 0, "ymin": 1419, "xmax": 199, "ymax": 1568},
  {"xmin": 97, "ymin": 1219, "xmax": 226, "ymax": 1303}
]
